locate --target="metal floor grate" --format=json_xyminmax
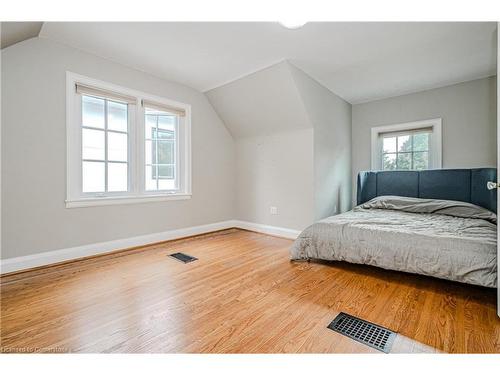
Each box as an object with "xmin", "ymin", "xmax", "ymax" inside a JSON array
[
  {"xmin": 327, "ymin": 312, "xmax": 396, "ymax": 353},
  {"xmin": 169, "ymin": 252, "xmax": 198, "ymax": 263}
]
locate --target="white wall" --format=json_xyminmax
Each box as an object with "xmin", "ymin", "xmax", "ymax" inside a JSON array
[
  {"xmin": 1, "ymin": 37, "xmax": 235, "ymax": 259},
  {"xmin": 352, "ymin": 76, "xmax": 497, "ymax": 202},
  {"xmin": 236, "ymin": 129, "xmax": 314, "ymax": 230},
  {"xmin": 290, "ymin": 65, "xmax": 352, "ymax": 218}
]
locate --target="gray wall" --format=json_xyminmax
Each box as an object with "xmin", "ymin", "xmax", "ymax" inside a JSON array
[
  {"xmin": 1, "ymin": 37, "xmax": 236, "ymax": 259},
  {"xmin": 236, "ymin": 129, "xmax": 314, "ymax": 230},
  {"xmin": 207, "ymin": 62, "xmax": 317, "ymax": 230},
  {"xmin": 352, "ymin": 76, "xmax": 497, "ymax": 202},
  {"xmin": 4, "ymin": 37, "xmax": 493, "ymax": 260},
  {"xmin": 290, "ymin": 65, "xmax": 352, "ymax": 218},
  {"xmin": 209, "ymin": 61, "xmax": 352, "ymax": 230}
]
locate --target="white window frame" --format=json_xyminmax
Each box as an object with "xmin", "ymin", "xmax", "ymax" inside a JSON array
[
  {"xmin": 370, "ymin": 118, "xmax": 442, "ymax": 171},
  {"xmin": 66, "ymin": 72, "xmax": 191, "ymax": 208},
  {"xmin": 78, "ymin": 96, "xmax": 134, "ymax": 198}
]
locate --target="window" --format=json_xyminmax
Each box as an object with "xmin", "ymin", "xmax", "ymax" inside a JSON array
[
  {"xmin": 66, "ymin": 72, "xmax": 191, "ymax": 208},
  {"xmin": 371, "ymin": 119, "xmax": 442, "ymax": 171},
  {"xmin": 81, "ymin": 95, "xmax": 129, "ymax": 193},
  {"xmin": 145, "ymin": 108, "xmax": 178, "ymax": 190},
  {"xmin": 381, "ymin": 130, "xmax": 430, "ymax": 171}
]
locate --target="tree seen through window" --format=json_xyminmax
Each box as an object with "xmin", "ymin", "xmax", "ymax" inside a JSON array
[{"xmin": 382, "ymin": 132, "xmax": 429, "ymax": 171}]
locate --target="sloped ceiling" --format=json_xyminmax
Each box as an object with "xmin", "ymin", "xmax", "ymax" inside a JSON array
[
  {"xmin": 206, "ymin": 61, "xmax": 311, "ymax": 138},
  {"xmin": 1, "ymin": 22, "xmax": 43, "ymax": 49},
  {"xmin": 288, "ymin": 64, "xmax": 352, "ymax": 218},
  {"xmin": 206, "ymin": 61, "xmax": 353, "ymax": 140},
  {"xmin": 39, "ymin": 22, "xmax": 497, "ymax": 103},
  {"xmin": 288, "ymin": 63, "xmax": 350, "ymax": 131}
]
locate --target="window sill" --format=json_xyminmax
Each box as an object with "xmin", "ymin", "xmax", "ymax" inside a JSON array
[{"xmin": 65, "ymin": 193, "xmax": 192, "ymax": 208}]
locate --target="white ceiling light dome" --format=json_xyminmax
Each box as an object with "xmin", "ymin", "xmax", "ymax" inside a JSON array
[{"xmin": 279, "ymin": 21, "xmax": 307, "ymax": 29}]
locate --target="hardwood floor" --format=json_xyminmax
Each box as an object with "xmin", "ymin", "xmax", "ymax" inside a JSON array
[{"xmin": 1, "ymin": 229, "xmax": 499, "ymax": 353}]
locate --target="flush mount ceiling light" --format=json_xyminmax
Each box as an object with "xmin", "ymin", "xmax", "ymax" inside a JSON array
[{"xmin": 279, "ymin": 21, "xmax": 307, "ymax": 29}]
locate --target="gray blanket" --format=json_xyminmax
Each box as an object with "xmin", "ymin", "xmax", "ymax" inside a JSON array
[{"xmin": 290, "ymin": 196, "xmax": 497, "ymax": 288}]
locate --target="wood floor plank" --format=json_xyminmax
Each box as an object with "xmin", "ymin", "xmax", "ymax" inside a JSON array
[{"xmin": 1, "ymin": 229, "xmax": 499, "ymax": 353}]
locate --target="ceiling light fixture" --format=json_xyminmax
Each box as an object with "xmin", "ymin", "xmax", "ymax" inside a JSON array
[{"xmin": 279, "ymin": 21, "xmax": 307, "ymax": 30}]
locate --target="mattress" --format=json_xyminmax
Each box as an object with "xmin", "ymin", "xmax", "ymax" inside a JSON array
[{"xmin": 290, "ymin": 196, "xmax": 497, "ymax": 288}]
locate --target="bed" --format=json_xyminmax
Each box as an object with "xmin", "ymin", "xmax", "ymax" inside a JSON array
[{"xmin": 290, "ymin": 168, "xmax": 498, "ymax": 288}]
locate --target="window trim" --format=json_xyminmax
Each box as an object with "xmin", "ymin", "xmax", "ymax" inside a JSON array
[
  {"xmin": 66, "ymin": 71, "xmax": 192, "ymax": 208},
  {"xmin": 370, "ymin": 118, "xmax": 442, "ymax": 171}
]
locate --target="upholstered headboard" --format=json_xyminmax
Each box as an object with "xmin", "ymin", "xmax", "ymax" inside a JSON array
[{"xmin": 357, "ymin": 168, "xmax": 497, "ymax": 213}]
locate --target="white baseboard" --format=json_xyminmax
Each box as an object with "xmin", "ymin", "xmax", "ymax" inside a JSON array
[
  {"xmin": 0, "ymin": 220, "xmax": 300, "ymax": 274},
  {"xmin": 0, "ymin": 220, "xmax": 236, "ymax": 274},
  {"xmin": 233, "ymin": 220, "xmax": 301, "ymax": 239}
]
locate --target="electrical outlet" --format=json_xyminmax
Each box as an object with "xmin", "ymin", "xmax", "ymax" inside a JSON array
[{"xmin": 270, "ymin": 206, "xmax": 278, "ymax": 215}]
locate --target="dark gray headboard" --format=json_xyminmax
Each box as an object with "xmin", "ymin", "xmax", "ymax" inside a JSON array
[{"xmin": 357, "ymin": 168, "xmax": 497, "ymax": 213}]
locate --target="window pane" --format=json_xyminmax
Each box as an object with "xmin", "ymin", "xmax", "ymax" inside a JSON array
[
  {"xmin": 154, "ymin": 128, "xmax": 175, "ymax": 140},
  {"xmin": 413, "ymin": 151, "xmax": 429, "ymax": 170},
  {"xmin": 107, "ymin": 101, "xmax": 128, "ymax": 132},
  {"xmin": 108, "ymin": 162, "xmax": 128, "ymax": 192},
  {"xmin": 397, "ymin": 135, "xmax": 411, "ymax": 152},
  {"xmin": 158, "ymin": 178, "xmax": 176, "ymax": 190},
  {"xmin": 383, "ymin": 153, "xmax": 396, "ymax": 170},
  {"xmin": 82, "ymin": 161, "xmax": 105, "ymax": 192},
  {"xmin": 145, "ymin": 115, "xmax": 156, "ymax": 140},
  {"xmin": 397, "ymin": 152, "xmax": 412, "ymax": 170},
  {"xmin": 108, "ymin": 132, "xmax": 128, "ymax": 162},
  {"xmin": 145, "ymin": 140, "xmax": 153, "ymax": 164},
  {"xmin": 157, "ymin": 141, "xmax": 174, "ymax": 164},
  {"xmin": 158, "ymin": 165, "xmax": 174, "ymax": 179},
  {"xmin": 82, "ymin": 96, "xmax": 105, "ymax": 129},
  {"xmin": 158, "ymin": 115, "xmax": 176, "ymax": 131},
  {"xmin": 82, "ymin": 128, "xmax": 105, "ymax": 160},
  {"xmin": 145, "ymin": 165, "xmax": 157, "ymax": 191},
  {"xmin": 413, "ymin": 133, "xmax": 429, "ymax": 151},
  {"xmin": 383, "ymin": 137, "xmax": 396, "ymax": 153},
  {"xmin": 145, "ymin": 111, "xmax": 178, "ymax": 192}
]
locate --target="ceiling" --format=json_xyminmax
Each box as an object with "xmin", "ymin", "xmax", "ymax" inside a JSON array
[
  {"xmin": 1, "ymin": 22, "xmax": 42, "ymax": 49},
  {"xmin": 4, "ymin": 22, "xmax": 498, "ymax": 103},
  {"xmin": 206, "ymin": 62, "xmax": 312, "ymax": 138}
]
